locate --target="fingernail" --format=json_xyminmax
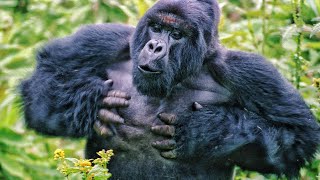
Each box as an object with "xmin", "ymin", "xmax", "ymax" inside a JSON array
[
  {"xmin": 193, "ymin": 102, "xmax": 203, "ymax": 110},
  {"xmin": 105, "ymin": 79, "xmax": 113, "ymax": 86}
]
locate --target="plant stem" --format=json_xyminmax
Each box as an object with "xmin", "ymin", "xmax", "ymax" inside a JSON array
[
  {"xmin": 294, "ymin": 34, "xmax": 302, "ymax": 89},
  {"xmin": 262, "ymin": 0, "xmax": 267, "ymax": 55},
  {"xmin": 291, "ymin": 0, "xmax": 304, "ymax": 89}
]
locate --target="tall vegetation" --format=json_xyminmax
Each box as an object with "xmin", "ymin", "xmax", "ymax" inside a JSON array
[{"xmin": 0, "ymin": 0, "xmax": 319, "ymax": 179}]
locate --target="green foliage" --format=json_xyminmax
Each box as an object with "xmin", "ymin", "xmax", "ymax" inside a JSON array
[
  {"xmin": 0, "ymin": 127, "xmax": 85, "ymax": 179},
  {"xmin": 0, "ymin": 0, "xmax": 319, "ymax": 179}
]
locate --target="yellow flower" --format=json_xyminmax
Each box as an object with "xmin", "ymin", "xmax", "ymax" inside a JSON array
[
  {"xmin": 54, "ymin": 149, "xmax": 65, "ymax": 160},
  {"xmin": 87, "ymin": 173, "xmax": 95, "ymax": 180},
  {"xmin": 106, "ymin": 150, "xmax": 114, "ymax": 157},
  {"xmin": 75, "ymin": 159, "xmax": 92, "ymax": 167}
]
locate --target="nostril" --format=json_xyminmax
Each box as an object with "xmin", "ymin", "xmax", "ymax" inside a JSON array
[
  {"xmin": 149, "ymin": 43, "xmax": 154, "ymax": 50},
  {"xmin": 155, "ymin": 46, "xmax": 162, "ymax": 53}
]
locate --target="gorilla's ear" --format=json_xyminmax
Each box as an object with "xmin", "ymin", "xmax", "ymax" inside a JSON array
[{"xmin": 196, "ymin": 0, "xmax": 221, "ymax": 34}]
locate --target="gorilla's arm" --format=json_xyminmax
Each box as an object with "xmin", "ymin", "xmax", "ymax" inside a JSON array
[
  {"xmin": 174, "ymin": 105, "xmax": 319, "ymax": 177},
  {"xmin": 209, "ymin": 50, "xmax": 317, "ymax": 127},
  {"xmin": 154, "ymin": 50, "xmax": 319, "ymax": 177},
  {"xmin": 207, "ymin": 50, "xmax": 319, "ymax": 175},
  {"xmin": 20, "ymin": 24, "xmax": 133, "ymax": 137}
]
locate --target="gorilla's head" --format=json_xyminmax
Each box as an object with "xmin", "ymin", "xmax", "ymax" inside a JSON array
[{"xmin": 131, "ymin": 0, "xmax": 220, "ymax": 97}]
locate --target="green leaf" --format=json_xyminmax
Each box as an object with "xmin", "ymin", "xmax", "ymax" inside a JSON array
[
  {"xmin": 65, "ymin": 158, "xmax": 79, "ymax": 164},
  {"xmin": 0, "ymin": 153, "xmax": 31, "ymax": 180},
  {"xmin": 306, "ymin": 0, "xmax": 319, "ymax": 16},
  {"xmin": 0, "ymin": 128, "xmax": 23, "ymax": 143},
  {"xmin": 88, "ymin": 165, "xmax": 111, "ymax": 180}
]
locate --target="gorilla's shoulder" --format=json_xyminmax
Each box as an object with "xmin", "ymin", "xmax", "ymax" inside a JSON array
[
  {"xmin": 224, "ymin": 49, "xmax": 277, "ymax": 71},
  {"xmin": 36, "ymin": 23, "xmax": 134, "ymax": 68},
  {"xmin": 225, "ymin": 50, "xmax": 266, "ymax": 62},
  {"xmin": 74, "ymin": 23, "xmax": 135, "ymax": 43}
]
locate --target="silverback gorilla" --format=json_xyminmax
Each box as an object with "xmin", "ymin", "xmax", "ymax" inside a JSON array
[{"xmin": 20, "ymin": 0, "xmax": 319, "ymax": 179}]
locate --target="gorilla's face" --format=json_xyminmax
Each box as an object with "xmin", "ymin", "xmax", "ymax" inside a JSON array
[{"xmin": 131, "ymin": 0, "xmax": 218, "ymax": 97}]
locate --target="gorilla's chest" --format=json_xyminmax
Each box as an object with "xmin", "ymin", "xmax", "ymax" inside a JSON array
[
  {"xmin": 107, "ymin": 61, "xmax": 230, "ymax": 145},
  {"xmin": 105, "ymin": 61, "xmax": 232, "ymax": 178}
]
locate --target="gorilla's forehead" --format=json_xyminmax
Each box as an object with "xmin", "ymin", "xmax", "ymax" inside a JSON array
[
  {"xmin": 150, "ymin": 12, "xmax": 195, "ymax": 31},
  {"xmin": 148, "ymin": 0, "xmax": 216, "ymax": 31},
  {"xmin": 159, "ymin": 13, "xmax": 180, "ymax": 24}
]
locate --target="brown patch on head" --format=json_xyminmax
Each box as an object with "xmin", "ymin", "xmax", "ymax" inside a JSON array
[
  {"xmin": 158, "ymin": 14, "xmax": 183, "ymax": 26},
  {"xmin": 150, "ymin": 13, "xmax": 195, "ymax": 35},
  {"xmin": 162, "ymin": 15, "xmax": 178, "ymax": 24}
]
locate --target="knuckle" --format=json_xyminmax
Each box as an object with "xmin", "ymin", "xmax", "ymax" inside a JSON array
[
  {"xmin": 111, "ymin": 112, "xmax": 117, "ymax": 120},
  {"xmin": 102, "ymin": 110, "xmax": 112, "ymax": 121},
  {"xmin": 168, "ymin": 115, "xmax": 177, "ymax": 123},
  {"xmin": 111, "ymin": 97, "xmax": 118, "ymax": 104},
  {"xmin": 161, "ymin": 151, "xmax": 176, "ymax": 159},
  {"xmin": 103, "ymin": 97, "xmax": 112, "ymax": 105},
  {"xmin": 115, "ymin": 91, "xmax": 123, "ymax": 97},
  {"xmin": 168, "ymin": 126, "xmax": 175, "ymax": 136},
  {"xmin": 153, "ymin": 141, "xmax": 161, "ymax": 147},
  {"xmin": 98, "ymin": 109, "xmax": 106, "ymax": 119},
  {"xmin": 108, "ymin": 90, "xmax": 129, "ymax": 99},
  {"xmin": 104, "ymin": 96, "xmax": 129, "ymax": 107},
  {"xmin": 107, "ymin": 90, "xmax": 116, "ymax": 97},
  {"xmin": 164, "ymin": 140, "xmax": 175, "ymax": 147},
  {"xmin": 153, "ymin": 125, "xmax": 160, "ymax": 130},
  {"xmin": 152, "ymin": 125, "xmax": 175, "ymax": 136},
  {"xmin": 117, "ymin": 98, "xmax": 123, "ymax": 105},
  {"xmin": 161, "ymin": 125, "xmax": 170, "ymax": 133},
  {"xmin": 158, "ymin": 113, "xmax": 177, "ymax": 124}
]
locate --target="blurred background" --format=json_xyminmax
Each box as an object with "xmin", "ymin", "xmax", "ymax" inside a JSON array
[{"xmin": 0, "ymin": 0, "xmax": 319, "ymax": 179}]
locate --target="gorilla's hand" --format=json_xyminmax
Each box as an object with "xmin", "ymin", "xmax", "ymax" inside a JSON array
[
  {"xmin": 151, "ymin": 113, "xmax": 177, "ymax": 159},
  {"xmin": 94, "ymin": 79, "xmax": 131, "ymax": 137},
  {"xmin": 151, "ymin": 102, "xmax": 203, "ymax": 159}
]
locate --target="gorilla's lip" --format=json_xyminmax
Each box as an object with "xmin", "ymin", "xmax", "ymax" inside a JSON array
[{"xmin": 138, "ymin": 65, "xmax": 162, "ymax": 74}]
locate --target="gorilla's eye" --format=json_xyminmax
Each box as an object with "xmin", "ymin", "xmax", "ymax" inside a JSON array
[
  {"xmin": 150, "ymin": 23, "xmax": 162, "ymax": 33},
  {"xmin": 171, "ymin": 30, "xmax": 183, "ymax": 40}
]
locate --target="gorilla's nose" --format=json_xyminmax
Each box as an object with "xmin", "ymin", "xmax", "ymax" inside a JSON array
[{"xmin": 146, "ymin": 39, "xmax": 166, "ymax": 60}]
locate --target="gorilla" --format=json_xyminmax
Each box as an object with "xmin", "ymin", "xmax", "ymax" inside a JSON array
[{"xmin": 20, "ymin": 0, "xmax": 319, "ymax": 179}]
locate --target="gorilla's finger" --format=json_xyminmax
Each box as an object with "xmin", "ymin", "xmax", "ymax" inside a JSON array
[
  {"xmin": 158, "ymin": 113, "xmax": 177, "ymax": 125},
  {"xmin": 103, "ymin": 97, "xmax": 129, "ymax": 108},
  {"xmin": 151, "ymin": 140, "xmax": 176, "ymax": 150},
  {"xmin": 93, "ymin": 121, "xmax": 113, "ymax": 137},
  {"xmin": 107, "ymin": 90, "xmax": 131, "ymax": 100},
  {"xmin": 151, "ymin": 125, "xmax": 175, "ymax": 137},
  {"xmin": 192, "ymin": 102, "xmax": 203, "ymax": 111},
  {"xmin": 161, "ymin": 150, "xmax": 177, "ymax": 159},
  {"xmin": 99, "ymin": 109, "xmax": 124, "ymax": 124}
]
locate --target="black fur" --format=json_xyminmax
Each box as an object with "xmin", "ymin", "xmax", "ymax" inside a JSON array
[
  {"xmin": 20, "ymin": 0, "xmax": 319, "ymax": 179},
  {"xmin": 20, "ymin": 24, "xmax": 134, "ymax": 137}
]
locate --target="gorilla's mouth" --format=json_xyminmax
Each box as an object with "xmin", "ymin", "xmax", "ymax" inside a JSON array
[{"xmin": 138, "ymin": 65, "xmax": 162, "ymax": 74}]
